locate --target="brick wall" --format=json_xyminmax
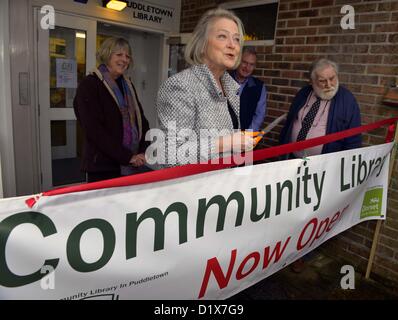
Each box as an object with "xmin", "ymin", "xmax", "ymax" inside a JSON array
[{"xmin": 180, "ymin": 0, "xmax": 398, "ymax": 287}]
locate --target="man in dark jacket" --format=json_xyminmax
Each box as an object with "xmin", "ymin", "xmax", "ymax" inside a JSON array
[
  {"xmin": 230, "ymin": 47, "xmax": 267, "ymax": 131},
  {"xmin": 279, "ymin": 58, "xmax": 362, "ymax": 273},
  {"xmin": 279, "ymin": 58, "xmax": 361, "ymax": 159}
]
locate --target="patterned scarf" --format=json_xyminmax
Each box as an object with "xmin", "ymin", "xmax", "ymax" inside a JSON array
[{"xmin": 98, "ymin": 64, "xmax": 139, "ymax": 154}]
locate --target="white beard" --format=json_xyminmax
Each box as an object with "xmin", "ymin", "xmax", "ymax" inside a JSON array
[{"xmin": 313, "ymin": 80, "xmax": 339, "ymax": 100}]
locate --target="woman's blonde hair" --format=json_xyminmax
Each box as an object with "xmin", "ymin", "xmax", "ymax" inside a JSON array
[
  {"xmin": 184, "ymin": 8, "xmax": 245, "ymax": 69},
  {"xmin": 96, "ymin": 37, "xmax": 133, "ymax": 67}
]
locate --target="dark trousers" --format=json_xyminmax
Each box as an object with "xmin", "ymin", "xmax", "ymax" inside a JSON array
[
  {"xmin": 86, "ymin": 166, "xmax": 153, "ymax": 183},
  {"xmin": 86, "ymin": 170, "xmax": 121, "ymax": 183}
]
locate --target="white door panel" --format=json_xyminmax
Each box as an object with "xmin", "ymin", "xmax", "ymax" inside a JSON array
[{"xmin": 37, "ymin": 11, "xmax": 96, "ymax": 190}]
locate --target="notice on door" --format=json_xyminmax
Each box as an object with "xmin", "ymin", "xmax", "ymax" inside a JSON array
[{"xmin": 56, "ymin": 58, "xmax": 77, "ymax": 88}]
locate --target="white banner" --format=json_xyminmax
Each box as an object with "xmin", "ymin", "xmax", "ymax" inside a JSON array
[{"xmin": 0, "ymin": 143, "xmax": 392, "ymax": 300}]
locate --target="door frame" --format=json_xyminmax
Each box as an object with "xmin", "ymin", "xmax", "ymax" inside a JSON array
[{"xmin": 36, "ymin": 10, "xmax": 96, "ymax": 191}]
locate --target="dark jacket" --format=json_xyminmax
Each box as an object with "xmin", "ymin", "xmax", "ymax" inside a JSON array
[
  {"xmin": 73, "ymin": 72, "xmax": 150, "ymax": 173},
  {"xmin": 240, "ymin": 76, "xmax": 264, "ymax": 130},
  {"xmin": 279, "ymin": 85, "xmax": 362, "ymax": 154}
]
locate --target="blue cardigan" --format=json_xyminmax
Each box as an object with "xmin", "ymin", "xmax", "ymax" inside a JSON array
[{"xmin": 279, "ymin": 85, "xmax": 362, "ymax": 155}]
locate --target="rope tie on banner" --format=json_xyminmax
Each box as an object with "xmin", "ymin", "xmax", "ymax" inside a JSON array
[{"xmin": 25, "ymin": 117, "xmax": 398, "ymax": 208}]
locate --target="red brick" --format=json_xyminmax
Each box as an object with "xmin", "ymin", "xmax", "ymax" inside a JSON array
[
  {"xmin": 374, "ymin": 23, "xmax": 398, "ymax": 33},
  {"xmin": 295, "ymin": 27, "xmax": 317, "ymax": 35},
  {"xmin": 335, "ymin": 24, "xmax": 374, "ymax": 34},
  {"xmin": 381, "ymin": 226, "xmax": 398, "ymax": 239},
  {"xmin": 329, "ymin": 35, "xmax": 356, "ymax": 44},
  {"xmin": 306, "ymin": 36, "xmax": 328, "ymax": 44},
  {"xmin": 354, "ymin": 3, "xmax": 378, "ymax": 13},
  {"xmin": 289, "ymin": 1, "xmax": 310, "ymax": 10},
  {"xmin": 353, "ymin": 55, "xmax": 383, "ymax": 64},
  {"xmin": 368, "ymin": 66, "xmax": 398, "ymax": 76},
  {"xmin": 357, "ymin": 34, "xmax": 387, "ymax": 43},
  {"xmin": 342, "ymin": 45, "xmax": 369, "ymax": 54},
  {"xmin": 338, "ymin": 74, "xmax": 350, "ymax": 83},
  {"xmin": 298, "ymin": 9, "xmax": 319, "ymax": 17},
  {"xmin": 344, "ymin": 231, "xmax": 365, "ymax": 244},
  {"xmin": 263, "ymin": 69, "xmax": 280, "ymax": 77},
  {"xmin": 291, "ymin": 79, "xmax": 309, "ymax": 88},
  {"xmin": 269, "ymin": 93, "xmax": 287, "ymax": 101},
  {"xmin": 273, "ymin": 62, "xmax": 292, "ymax": 70},
  {"xmin": 346, "ymin": 242, "xmax": 369, "ymax": 257},
  {"xmin": 361, "ymin": 85, "xmax": 386, "ymax": 95},
  {"xmin": 335, "ymin": 0, "xmax": 361, "ymax": 3},
  {"xmin": 378, "ymin": 2, "xmax": 398, "ymax": 11},
  {"xmin": 389, "ymin": 34, "xmax": 398, "ymax": 43},
  {"xmin": 317, "ymin": 45, "xmax": 340, "ymax": 53},
  {"xmin": 359, "ymin": 13, "xmax": 390, "ymax": 23},
  {"xmin": 343, "ymin": 84, "xmax": 361, "ymax": 95},
  {"xmin": 320, "ymin": 7, "xmax": 342, "ymax": 16},
  {"xmin": 351, "ymin": 75, "xmax": 379, "ymax": 85},
  {"xmin": 276, "ymin": 29, "xmax": 295, "ymax": 37},
  {"xmin": 329, "ymin": 55, "xmax": 352, "ymax": 63},
  {"xmin": 277, "ymin": 20, "xmax": 287, "ymax": 28},
  {"xmin": 355, "ymin": 94, "xmax": 376, "ymax": 104},
  {"xmin": 385, "ymin": 218, "xmax": 398, "ymax": 230},
  {"xmin": 287, "ymin": 19, "xmax": 308, "ymax": 28},
  {"xmin": 378, "ymin": 245, "xmax": 395, "ymax": 259},
  {"xmin": 294, "ymin": 46, "xmax": 316, "ymax": 53},
  {"xmin": 311, "ymin": 0, "xmax": 333, "ymax": 7},
  {"xmin": 263, "ymin": 55, "xmax": 282, "ymax": 62},
  {"xmin": 339, "ymin": 64, "xmax": 366, "ymax": 74},
  {"xmin": 275, "ymin": 46, "xmax": 294, "ymax": 53},
  {"xmin": 309, "ymin": 17, "xmax": 331, "ymax": 26},
  {"xmin": 286, "ymin": 37, "xmax": 305, "ymax": 45},
  {"xmin": 303, "ymin": 54, "xmax": 323, "ymax": 62},
  {"xmin": 292, "ymin": 63, "xmax": 311, "ymax": 71},
  {"xmin": 279, "ymin": 11, "xmax": 297, "ymax": 20},
  {"xmin": 384, "ymin": 55, "xmax": 398, "ymax": 65},
  {"xmin": 281, "ymin": 70, "xmax": 302, "ymax": 78},
  {"xmin": 283, "ymin": 54, "xmax": 303, "ymax": 62},
  {"xmin": 279, "ymin": 87, "xmax": 300, "ymax": 95},
  {"xmin": 278, "ymin": 3, "xmax": 289, "ymax": 11},
  {"xmin": 372, "ymin": 264, "xmax": 398, "ymax": 284}
]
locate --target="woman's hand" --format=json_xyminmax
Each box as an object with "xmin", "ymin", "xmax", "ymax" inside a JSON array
[
  {"xmin": 216, "ymin": 131, "xmax": 255, "ymax": 153},
  {"xmin": 129, "ymin": 153, "xmax": 146, "ymax": 167}
]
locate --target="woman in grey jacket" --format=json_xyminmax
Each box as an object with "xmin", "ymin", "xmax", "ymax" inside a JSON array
[{"xmin": 154, "ymin": 8, "xmax": 255, "ymax": 167}]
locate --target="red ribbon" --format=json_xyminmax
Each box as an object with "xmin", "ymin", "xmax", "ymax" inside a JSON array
[{"xmin": 25, "ymin": 117, "xmax": 398, "ymax": 208}]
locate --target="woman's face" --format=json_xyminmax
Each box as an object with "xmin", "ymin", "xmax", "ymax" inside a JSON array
[
  {"xmin": 204, "ymin": 18, "xmax": 240, "ymax": 75},
  {"xmin": 107, "ymin": 48, "xmax": 130, "ymax": 79}
]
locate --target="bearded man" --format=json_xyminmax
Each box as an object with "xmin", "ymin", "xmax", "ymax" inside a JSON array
[{"xmin": 279, "ymin": 58, "xmax": 362, "ymax": 159}]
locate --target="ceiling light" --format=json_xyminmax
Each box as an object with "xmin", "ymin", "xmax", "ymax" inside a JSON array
[
  {"xmin": 75, "ymin": 32, "xmax": 86, "ymax": 39},
  {"xmin": 103, "ymin": 0, "xmax": 127, "ymax": 11}
]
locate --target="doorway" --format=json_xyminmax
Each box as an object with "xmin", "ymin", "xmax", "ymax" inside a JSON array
[
  {"xmin": 97, "ymin": 22, "xmax": 162, "ymax": 129},
  {"xmin": 37, "ymin": 12, "xmax": 162, "ymax": 191}
]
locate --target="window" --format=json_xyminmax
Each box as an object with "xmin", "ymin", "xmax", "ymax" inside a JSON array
[{"xmin": 221, "ymin": 0, "xmax": 278, "ymax": 46}]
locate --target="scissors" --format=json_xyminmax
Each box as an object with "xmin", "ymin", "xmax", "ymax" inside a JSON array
[{"xmin": 243, "ymin": 113, "xmax": 287, "ymax": 146}]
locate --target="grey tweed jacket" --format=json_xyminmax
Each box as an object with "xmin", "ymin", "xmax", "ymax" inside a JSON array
[{"xmin": 156, "ymin": 64, "xmax": 241, "ymax": 167}]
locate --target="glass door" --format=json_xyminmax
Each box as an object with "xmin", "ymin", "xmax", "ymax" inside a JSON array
[
  {"xmin": 37, "ymin": 12, "xmax": 96, "ymax": 191},
  {"xmin": 167, "ymin": 33, "xmax": 191, "ymax": 77}
]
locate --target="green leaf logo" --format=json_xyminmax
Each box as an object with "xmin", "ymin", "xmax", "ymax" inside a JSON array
[{"xmin": 360, "ymin": 187, "xmax": 383, "ymax": 219}]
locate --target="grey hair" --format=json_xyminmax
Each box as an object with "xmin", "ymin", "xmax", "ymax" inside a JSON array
[
  {"xmin": 310, "ymin": 58, "xmax": 339, "ymax": 80},
  {"xmin": 242, "ymin": 46, "xmax": 257, "ymax": 57},
  {"xmin": 96, "ymin": 37, "xmax": 133, "ymax": 67},
  {"xmin": 184, "ymin": 8, "xmax": 245, "ymax": 68}
]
